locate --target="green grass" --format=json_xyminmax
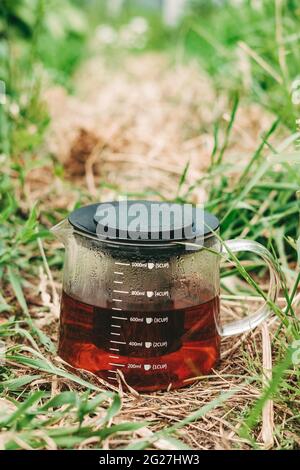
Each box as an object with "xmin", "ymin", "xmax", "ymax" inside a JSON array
[
  {"xmin": 181, "ymin": 1, "xmax": 300, "ymax": 129},
  {"xmin": 0, "ymin": 0, "xmax": 300, "ymax": 450}
]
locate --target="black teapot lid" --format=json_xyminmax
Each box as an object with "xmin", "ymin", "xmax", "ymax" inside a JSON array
[{"xmin": 68, "ymin": 201, "xmax": 219, "ymax": 243}]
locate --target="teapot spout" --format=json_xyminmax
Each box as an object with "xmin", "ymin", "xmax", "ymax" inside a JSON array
[{"xmin": 50, "ymin": 219, "xmax": 73, "ymax": 245}]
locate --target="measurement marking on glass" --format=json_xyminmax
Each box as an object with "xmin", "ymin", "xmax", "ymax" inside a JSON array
[
  {"xmin": 111, "ymin": 332, "xmax": 121, "ymax": 336},
  {"xmin": 109, "ymin": 347, "xmax": 120, "ymax": 352},
  {"xmin": 113, "ymin": 290, "xmax": 129, "ymax": 294},
  {"xmin": 113, "ymin": 280, "xmax": 123, "ymax": 284},
  {"xmin": 114, "ymin": 271, "xmax": 124, "ymax": 275},
  {"xmin": 112, "ymin": 299, "xmax": 123, "ymax": 302},
  {"xmin": 110, "ymin": 340, "xmax": 126, "ymax": 345},
  {"xmin": 109, "ymin": 363, "xmax": 125, "ymax": 367},
  {"xmin": 111, "ymin": 324, "xmax": 121, "ymax": 328},
  {"xmin": 112, "ymin": 316, "xmax": 127, "ymax": 320},
  {"xmin": 115, "ymin": 262, "xmax": 130, "ymax": 266},
  {"xmin": 109, "ymin": 355, "xmax": 119, "ymax": 359},
  {"xmin": 112, "ymin": 307, "xmax": 122, "ymax": 311}
]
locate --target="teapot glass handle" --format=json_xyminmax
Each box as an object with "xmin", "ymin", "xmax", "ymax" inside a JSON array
[{"xmin": 219, "ymin": 239, "xmax": 280, "ymax": 337}]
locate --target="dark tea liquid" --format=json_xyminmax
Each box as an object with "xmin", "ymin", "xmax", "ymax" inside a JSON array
[{"xmin": 59, "ymin": 291, "xmax": 220, "ymax": 392}]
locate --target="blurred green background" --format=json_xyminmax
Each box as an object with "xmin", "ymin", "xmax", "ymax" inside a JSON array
[{"xmin": 2, "ymin": 0, "xmax": 300, "ymax": 120}]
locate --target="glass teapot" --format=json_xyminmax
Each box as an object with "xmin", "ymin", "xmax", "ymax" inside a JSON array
[{"xmin": 51, "ymin": 200, "xmax": 279, "ymax": 392}]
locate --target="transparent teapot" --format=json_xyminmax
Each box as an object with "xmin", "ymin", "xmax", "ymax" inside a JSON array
[{"xmin": 52, "ymin": 200, "xmax": 279, "ymax": 392}]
